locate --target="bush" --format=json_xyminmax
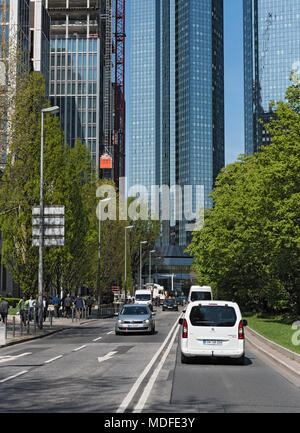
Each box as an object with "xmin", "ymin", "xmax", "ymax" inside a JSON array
[{"xmin": 4, "ymin": 298, "xmax": 21, "ymax": 308}]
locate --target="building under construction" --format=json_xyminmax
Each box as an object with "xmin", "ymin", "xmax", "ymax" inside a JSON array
[{"xmin": 46, "ymin": 0, "xmax": 125, "ymax": 184}]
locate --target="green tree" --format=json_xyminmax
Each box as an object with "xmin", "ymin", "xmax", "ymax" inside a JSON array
[{"xmin": 188, "ymin": 81, "xmax": 300, "ymax": 315}]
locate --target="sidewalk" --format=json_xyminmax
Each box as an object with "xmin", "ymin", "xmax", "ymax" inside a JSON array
[{"xmin": 0, "ymin": 312, "xmax": 100, "ymax": 348}]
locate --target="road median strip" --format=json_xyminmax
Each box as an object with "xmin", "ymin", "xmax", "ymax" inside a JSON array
[{"xmin": 116, "ymin": 314, "xmax": 182, "ymax": 413}]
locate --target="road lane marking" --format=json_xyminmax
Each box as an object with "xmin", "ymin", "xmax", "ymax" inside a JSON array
[
  {"xmin": 106, "ymin": 331, "xmax": 114, "ymax": 335},
  {"xmin": 0, "ymin": 370, "xmax": 28, "ymax": 383},
  {"xmin": 98, "ymin": 351, "xmax": 118, "ymax": 363},
  {"xmin": 0, "ymin": 352, "xmax": 32, "ymax": 364},
  {"xmin": 116, "ymin": 315, "xmax": 181, "ymax": 413},
  {"xmin": 93, "ymin": 337, "xmax": 102, "ymax": 342},
  {"xmin": 134, "ymin": 324, "xmax": 180, "ymax": 412},
  {"xmin": 73, "ymin": 345, "xmax": 87, "ymax": 352},
  {"xmin": 44, "ymin": 355, "xmax": 63, "ymax": 364}
]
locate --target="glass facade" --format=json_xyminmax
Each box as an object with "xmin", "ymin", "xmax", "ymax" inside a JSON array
[
  {"xmin": 50, "ymin": 37, "xmax": 100, "ymax": 169},
  {"xmin": 129, "ymin": 0, "xmax": 224, "ymax": 247},
  {"xmin": 47, "ymin": 1, "xmax": 105, "ymax": 173},
  {"xmin": 176, "ymin": 0, "xmax": 224, "ymax": 246},
  {"xmin": 244, "ymin": 0, "xmax": 300, "ymax": 155},
  {"xmin": 129, "ymin": 0, "xmax": 158, "ymax": 191}
]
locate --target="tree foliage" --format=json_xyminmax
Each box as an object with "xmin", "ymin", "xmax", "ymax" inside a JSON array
[{"xmin": 188, "ymin": 82, "xmax": 300, "ymax": 316}]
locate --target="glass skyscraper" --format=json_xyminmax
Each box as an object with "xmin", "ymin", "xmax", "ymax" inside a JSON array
[
  {"xmin": 244, "ymin": 0, "xmax": 300, "ymax": 155},
  {"xmin": 46, "ymin": 0, "xmax": 105, "ymax": 172},
  {"xmin": 129, "ymin": 0, "xmax": 224, "ymax": 247}
]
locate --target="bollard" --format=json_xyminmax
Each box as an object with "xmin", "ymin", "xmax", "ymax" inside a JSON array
[
  {"xmin": 50, "ymin": 313, "xmax": 53, "ymax": 328},
  {"xmin": 13, "ymin": 316, "xmax": 15, "ymax": 337},
  {"xmin": 27, "ymin": 319, "xmax": 30, "ymax": 335},
  {"xmin": 0, "ymin": 322, "xmax": 5, "ymax": 346},
  {"xmin": 5, "ymin": 316, "xmax": 7, "ymax": 340}
]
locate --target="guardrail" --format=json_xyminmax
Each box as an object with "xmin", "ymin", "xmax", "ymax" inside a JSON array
[{"xmin": 98, "ymin": 303, "xmax": 124, "ymax": 318}]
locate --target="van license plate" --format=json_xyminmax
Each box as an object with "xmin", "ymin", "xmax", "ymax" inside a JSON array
[{"xmin": 203, "ymin": 340, "xmax": 222, "ymax": 345}]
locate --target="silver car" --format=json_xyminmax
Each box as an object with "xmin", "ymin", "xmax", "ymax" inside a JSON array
[{"xmin": 115, "ymin": 304, "xmax": 156, "ymax": 335}]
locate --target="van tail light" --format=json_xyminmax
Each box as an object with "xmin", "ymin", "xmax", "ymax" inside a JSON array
[
  {"xmin": 182, "ymin": 319, "xmax": 188, "ymax": 338},
  {"xmin": 238, "ymin": 320, "xmax": 244, "ymax": 339}
]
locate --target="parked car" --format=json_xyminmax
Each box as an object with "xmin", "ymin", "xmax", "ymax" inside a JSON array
[
  {"xmin": 162, "ymin": 298, "xmax": 179, "ymax": 311},
  {"xmin": 179, "ymin": 300, "xmax": 247, "ymax": 364},
  {"xmin": 115, "ymin": 304, "xmax": 156, "ymax": 335}
]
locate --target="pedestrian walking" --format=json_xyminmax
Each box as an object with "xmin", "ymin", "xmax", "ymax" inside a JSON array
[
  {"xmin": 74, "ymin": 294, "xmax": 84, "ymax": 320},
  {"xmin": 28, "ymin": 295, "xmax": 35, "ymax": 321},
  {"xmin": 86, "ymin": 296, "xmax": 93, "ymax": 316},
  {"xmin": 17, "ymin": 296, "xmax": 29, "ymax": 326},
  {"xmin": 43, "ymin": 296, "xmax": 48, "ymax": 322},
  {"xmin": 52, "ymin": 294, "xmax": 60, "ymax": 318},
  {"xmin": 0, "ymin": 297, "xmax": 9, "ymax": 324},
  {"xmin": 63, "ymin": 293, "xmax": 73, "ymax": 318}
]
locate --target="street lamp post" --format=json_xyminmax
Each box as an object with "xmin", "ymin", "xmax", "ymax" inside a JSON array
[
  {"xmin": 139, "ymin": 241, "xmax": 147, "ymax": 289},
  {"xmin": 97, "ymin": 197, "xmax": 111, "ymax": 317},
  {"xmin": 149, "ymin": 250, "xmax": 155, "ymax": 284},
  {"xmin": 38, "ymin": 106, "xmax": 59, "ymax": 329},
  {"xmin": 124, "ymin": 225, "xmax": 133, "ymax": 303}
]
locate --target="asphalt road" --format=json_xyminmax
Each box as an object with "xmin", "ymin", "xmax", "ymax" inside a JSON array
[{"xmin": 0, "ymin": 307, "xmax": 299, "ymax": 413}]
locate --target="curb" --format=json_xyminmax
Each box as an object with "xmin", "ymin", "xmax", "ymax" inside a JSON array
[
  {"xmin": 0, "ymin": 318, "xmax": 100, "ymax": 348},
  {"xmin": 245, "ymin": 327, "xmax": 300, "ymax": 379},
  {"xmin": 246, "ymin": 326, "xmax": 300, "ymax": 363}
]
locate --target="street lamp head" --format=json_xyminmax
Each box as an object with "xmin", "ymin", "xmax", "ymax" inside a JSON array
[
  {"xmin": 125, "ymin": 225, "xmax": 134, "ymax": 229},
  {"xmin": 42, "ymin": 106, "xmax": 60, "ymax": 115},
  {"xmin": 150, "ymin": 249, "xmax": 156, "ymax": 253},
  {"xmin": 140, "ymin": 241, "xmax": 147, "ymax": 245}
]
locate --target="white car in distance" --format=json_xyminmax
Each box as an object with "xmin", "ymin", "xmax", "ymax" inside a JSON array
[{"xmin": 179, "ymin": 300, "xmax": 247, "ymax": 365}]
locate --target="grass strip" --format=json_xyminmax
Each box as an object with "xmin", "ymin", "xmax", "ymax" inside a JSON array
[{"xmin": 244, "ymin": 313, "xmax": 300, "ymax": 355}]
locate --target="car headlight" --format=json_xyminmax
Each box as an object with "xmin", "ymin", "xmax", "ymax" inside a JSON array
[
  {"xmin": 144, "ymin": 319, "xmax": 150, "ymax": 324},
  {"xmin": 118, "ymin": 319, "xmax": 123, "ymax": 324}
]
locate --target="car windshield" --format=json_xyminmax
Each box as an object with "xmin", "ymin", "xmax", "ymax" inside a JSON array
[
  {"xmin": 135, "ymin": 294, "xmax": 151, "ymax": 301},
  {"xmin": 190, "ymin": 306, "xmax": 237, "ymax": 327},
  {"xmin": 120, "ymin": 306, "xmax": 149, "ymax": 315},
  {"xmin": 190, "ymin": 291, "xmax": 212, "ymax": 301}
]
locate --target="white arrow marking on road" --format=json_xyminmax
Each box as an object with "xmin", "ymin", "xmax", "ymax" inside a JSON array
[
  {"xmin": 98, "ymin": 351, "xmax": 118, "ymax": 364},
  {"xmin": 0, "ymin": 353, "xmax": 32, "ymax": 364}
]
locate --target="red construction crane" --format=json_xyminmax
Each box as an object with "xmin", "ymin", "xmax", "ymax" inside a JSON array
[{"xmin": 113, "ymin": 0, "xmax": 126, "ymax": 185}]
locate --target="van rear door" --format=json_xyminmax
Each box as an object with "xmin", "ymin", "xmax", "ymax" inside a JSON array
[{"xmin": 187, "ymin": 305, "xmax": 239, "ymax": 352}]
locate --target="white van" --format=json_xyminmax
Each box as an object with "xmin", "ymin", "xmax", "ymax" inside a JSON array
[
  {"xmin": 134, "ymin": 289, "xmax": 153, "ymax": 310},
  {"xmin": 188, "ymin": 285, "xmax": 213, "ymax": 302},
  {"xmin": 180, "ymin": 300, "xmax": 247, "ymax": 365}
]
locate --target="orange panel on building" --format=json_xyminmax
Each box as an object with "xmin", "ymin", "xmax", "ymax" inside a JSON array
[{"xmin": 100, "ymin": 154, "xmax": 112, "ymax": 169}]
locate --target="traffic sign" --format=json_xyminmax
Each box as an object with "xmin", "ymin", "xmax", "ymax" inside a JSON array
[{"xmin": 32, "ymin": 205, "xmax": 65, "ymax": 247}]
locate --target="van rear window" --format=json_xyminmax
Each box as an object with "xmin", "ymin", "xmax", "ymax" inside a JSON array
[
  {"xmin": 190, "ymin": 291, "xmax": 212, "ymax": 301},
  {"xmin": 190, "ymin": 306, "xmax": 237, "ymax": 327}
]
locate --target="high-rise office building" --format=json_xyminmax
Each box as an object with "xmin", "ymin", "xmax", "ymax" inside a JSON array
[
  {"xmin": 30, "ymin": 0, "xmax": 51, "ymax": 94},
  {"xmin": 46, "ymin": 0, "xmax": 106, "ymax": 172},
  {"xmin": 0, "ymin": 0, "xmax": 50, "ymax": 164},
  {"xmin": 244, "ymin": 0, "xmax": 300, "ymax": 155},
  {"xmin": 0, "ymin": 0, "xmax": 50, "ymax": 296},
  {"xmin": 129, "ymin": 0, "xmax": 224, "ymax": 247}
]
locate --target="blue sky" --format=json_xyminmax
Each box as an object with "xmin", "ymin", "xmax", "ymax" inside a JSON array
[{"xmin": 125, "ymin": 0, "xmax": 245, "ymax": 167}]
